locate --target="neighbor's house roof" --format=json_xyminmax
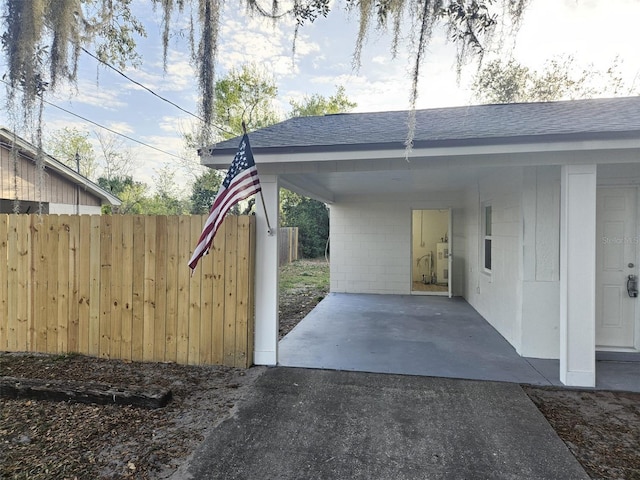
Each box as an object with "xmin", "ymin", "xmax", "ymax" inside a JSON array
[
  {"xmin": 201, "ymin": 96, "xmax": 640, "ymax": 159},
  {"xmin": 0, "ymin": 127, "xmax": 121, "ymax": 207}
]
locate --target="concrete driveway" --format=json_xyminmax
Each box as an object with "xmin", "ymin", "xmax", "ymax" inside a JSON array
[{"xmin": 173, "ymin": 367, "xmax": 588, "ymax": 480}]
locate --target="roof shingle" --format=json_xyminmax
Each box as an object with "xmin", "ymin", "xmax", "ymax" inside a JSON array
[{"xmin": 207, "ymin": 96, "xmax": 640, "ymax": 155}]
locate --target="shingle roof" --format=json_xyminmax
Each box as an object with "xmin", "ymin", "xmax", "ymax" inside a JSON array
[{"xmin": 206, "ymin": 96, "xmax": 640, "ymax": 155}]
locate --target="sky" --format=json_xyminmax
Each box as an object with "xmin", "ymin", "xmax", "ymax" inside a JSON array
[{"xmin": 1, "ymin": 0, "xmax": 639, "ymax": 195}]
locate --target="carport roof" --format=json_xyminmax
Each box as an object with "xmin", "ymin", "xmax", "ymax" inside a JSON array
[{"xmin": 201, "ymin": 96, "xmax": 640, "ymax": 158}]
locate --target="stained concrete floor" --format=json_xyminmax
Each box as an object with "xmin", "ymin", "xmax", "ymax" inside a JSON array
[{"xmin": 279, "ymin": 293, "xmax": 640, "ymax": 392}]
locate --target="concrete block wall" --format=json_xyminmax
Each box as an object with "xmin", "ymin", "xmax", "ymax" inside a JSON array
[
  {"xmin": 330, "ymin": 199, "xmax": 411, "ymax": 294},
  {"xmin": 460, "ymin": 168, "xmax": 524, "ymax": 350},
  {"xmin": 330, "ymin": 193, "xmax": 465, "ymax": 295}
]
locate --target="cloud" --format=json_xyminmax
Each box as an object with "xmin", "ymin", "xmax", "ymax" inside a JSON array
[
  {"xmin": 121, "ymin": 52, "xmax": 197, "ymax": 93},
  {"xmin": 106, "ymin": 121, "xmax": 135, "ymax": 135},
  {"xmin": 217, "ymin": 9, "xmax": 320, "ymax": 78},
  {"xmin": 50, "ymin": 78, "xmax": 127, "ymax": 110}
]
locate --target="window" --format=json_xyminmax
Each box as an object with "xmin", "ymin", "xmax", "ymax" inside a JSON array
[{"xmin": 482, "ymin": 204, "xmax": 492, "ymax": 272}]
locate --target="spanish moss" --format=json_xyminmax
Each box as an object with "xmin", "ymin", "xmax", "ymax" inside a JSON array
[{"xmin": 1, "ymin": 0, "xmax": 527, "ymax": 163}]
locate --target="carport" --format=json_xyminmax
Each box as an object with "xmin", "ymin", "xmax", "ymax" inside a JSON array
[
  {"xmin": 200, "ymin": 98, "xmax": 640, "ymax": 388},
  {"xmin": 279, "ymin": 293, "xmax": 640, "ymax": 391}
]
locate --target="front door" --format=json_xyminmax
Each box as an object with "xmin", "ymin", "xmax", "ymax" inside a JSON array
[{"xmin": 596, "ymin": 187, "xmax": 638, "ymax": 349}]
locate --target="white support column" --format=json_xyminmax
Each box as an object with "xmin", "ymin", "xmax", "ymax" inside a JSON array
[
  {"xmin": 560, "ymin": 164, "xmax": 597, "ymax": 387},
  {"xmin": 254, "ymin": 174, "xmax": 279, "ymax": 365}
]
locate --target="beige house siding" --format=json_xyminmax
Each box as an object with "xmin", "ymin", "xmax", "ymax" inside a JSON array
[{"xmin": 0, "ymin": 142, "xmax": 102, "ymax": 210}]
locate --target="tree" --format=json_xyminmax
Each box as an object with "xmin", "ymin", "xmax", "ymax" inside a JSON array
[
  {"xmin": 281, "ymin": 191, "xmax": 329, "ymax": 258},
  {"xmin": 472, "ymin": 56, "xmax": 637, "ymax": 104},
  {"xmin": 289, "ymin": 86, "xmax": 357, "ymax": 118},
  {"xmin": 95, "ymin": 130, "xmax": 132, "ymax": 182},
  {"xmin": 97, "ymin": 175, "xmax": 147, "ymax": 214},
  {"xmin": 45, "ymin": 127, "xmax": 98, "ymax": 180},
  {"xmin": 190, "ymin": 169, "xmax": 223, "ymax": 214},
  {"xmin": 213, "ymin": 64, "xmax": 280, "ymax": 140},
  {"xmin": 143, "ymin": 165, "xmax": 190, "ymax": 215}
]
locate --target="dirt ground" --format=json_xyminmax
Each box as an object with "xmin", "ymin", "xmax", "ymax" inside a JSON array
[
  {"xmin": 1, "ymin": 259, "xmax": 639, "ymax": 479},
  {"xmin": 524, "ymin": 386, "xmax": 640, "ymax": 480},
  {"xmin": 0, "ymin": 353, "xmax": 262, "ymax": 479}
]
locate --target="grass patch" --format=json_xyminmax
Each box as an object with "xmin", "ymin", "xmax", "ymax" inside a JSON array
[{"xmin": 279, "ymin": 259, "xmax": 330, "ymax": 294}]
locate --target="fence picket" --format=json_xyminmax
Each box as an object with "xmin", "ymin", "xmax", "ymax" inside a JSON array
[
  {"xmin": 78, "ymin": 215, "xmax": 91, "ymax": 354},
  {"xmin": 88, "ymin": 215, "xmax": 101, "ymax": 356},
  {"xmin": 188, "ymin": 216, "xmax": 202, "ymax": 365},
  {"xmin": 235, "ymin": 216, "xmax": 251, "ymax": 367},
  {"xmin": 46, "ymin": 216, "xmax": 59, "ymax": 353},
  {"xmin": 223, "ymin": 218, "xmax": 238, "ymax": 367},
  {"xmin": 7, "ymin": 215, "xmax": 19, "ymax": 351},
  {"xmin": 99, "ymin": 215, "xmax": 112, "ymax": 358},
  {"xmin": 143, "ymin": 218, "xmax": 156, "ymax": 362},
  {"xmin": 110, "ymin": 214, "xmax": 123, "ymax": 359},
  {"xmin": 131, "ymin": 216, "xmax": 145, "ymax": 361},
  {"xmin": 56, "ymin": 215, "xmax": 70, "ymax": 354},
  {"xmin": 211, "ymin": 220, "xmax": 226, "ymax": 365},
  {"xmin": 154, "ymin": 216, "xmax": 167, "ymax": 362},
  {"xmin": 164, "ymin": 216, "xmax": 179, "ymax": 363},
  {"xmin": 0, "ymin": 215, "xmax": 7, "ymax": 350},
  {"xmin": 120, "ymin": 215, "xmax": 134, "ymax": 361},
  {"xmin": 68, "ymin": 215, "xmax": 80, "ymax": 353},
  {"xmin": 176, "ymin": 216, "xmax": 191, "ymax": 364},
  {"xmin": 30, "ymin": 215, "xmax": 46, "ymax": 351}
]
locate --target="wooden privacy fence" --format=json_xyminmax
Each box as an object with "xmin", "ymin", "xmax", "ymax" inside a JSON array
[
  {"xmin": 279, "ymin": 227, "xmax": 299, "ymax": 266},
  {"xmin": 0, "ymin": 214, "xmax": 256, "ymax": 368}
]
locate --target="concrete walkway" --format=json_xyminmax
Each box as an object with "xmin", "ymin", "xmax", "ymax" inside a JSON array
[
  {"xmin": 173, "ymin": 367, "xmax": 589, "ymax": 480},
  {"xmin": 279, "ymin": 293, "xmax": 640, "ymax": 391}
]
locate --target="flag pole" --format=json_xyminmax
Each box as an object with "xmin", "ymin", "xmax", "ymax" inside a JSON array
[
  {"xmin": 259, "ymin": 190, "xmax": 274, "ymax": 236},
  {"xmin": 243, "ymin": 121, "xmax": 274, "ymax": 236}
]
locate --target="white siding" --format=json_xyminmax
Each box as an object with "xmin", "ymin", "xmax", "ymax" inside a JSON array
[
  {"xmin": 521, "ymin": 166, "xmax": 561, "ymax": 358},
  {"xmin": 49, "ymin": 203, "xmax": 103, "ymax": 215}
]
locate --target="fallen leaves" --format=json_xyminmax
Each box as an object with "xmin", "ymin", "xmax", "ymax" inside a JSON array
[{"xmin": 0, "ymin": 353, "xmax": 252, "ymax": 479}]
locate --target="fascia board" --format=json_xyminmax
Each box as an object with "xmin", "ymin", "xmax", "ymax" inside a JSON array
[{"xmin": 202, "ymin": 136, "xmax": 640, "ymax": 171}]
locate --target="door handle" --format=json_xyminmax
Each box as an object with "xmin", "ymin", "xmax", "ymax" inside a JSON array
[{"xmin": 628, "ymin": 274, "xmax": 639, "ymax": 298}]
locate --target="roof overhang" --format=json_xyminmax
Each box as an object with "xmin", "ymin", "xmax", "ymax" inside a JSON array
[{"xmin": 200, "ymin": 133, "xmax": 640, "ymax": 204}]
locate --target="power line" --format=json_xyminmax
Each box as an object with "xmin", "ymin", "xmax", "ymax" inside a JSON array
[
  {"xmin": 1, "ymin": 78, "xmax": 190, "ymax": 162},
  {"xmin": 80, "ymin": 47, "xmax": 235, "ymax": 138}
]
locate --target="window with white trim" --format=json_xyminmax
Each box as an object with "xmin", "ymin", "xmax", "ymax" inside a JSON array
[{"xmin": 482, "ymin": 203, "xmax": 492, "ymax": 272}]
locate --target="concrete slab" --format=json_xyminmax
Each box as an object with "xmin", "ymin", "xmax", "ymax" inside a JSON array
[
  {"xmin": 526, "ymin": 357, "xmax": 640, "ymax": 392},
  {"xmin": 279, "ymin": 293, "xmax": 640, "ymax": 392},
  {"xmin": 279, "ymin": 293, "xmax": 553, "ymax": 385},
  {"xmin": 173, "ymin": 367, "xmax": 589, "ymax": 480}
]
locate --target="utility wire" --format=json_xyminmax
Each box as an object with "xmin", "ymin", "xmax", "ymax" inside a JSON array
[
  {"xmin": 1, "ymin": 78, "xmax": 190, "ymax": 162},
  {"xmin": 80, "ymin": 47, "xmax": 235, "ymax": 138}
]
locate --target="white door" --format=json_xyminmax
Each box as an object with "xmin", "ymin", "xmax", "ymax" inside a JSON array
[
  {"xmin": 596, "ymin": 187, "xmax": 638, "ymax": 349},
  {"xmin": 448, "ymin": 208, "xmax": 453, "ymax": 298}
]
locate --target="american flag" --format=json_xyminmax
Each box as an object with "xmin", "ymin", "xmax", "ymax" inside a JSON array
[{"xmin": 188, "ymin": 134, "xmax": 261, "ymax": 272}]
